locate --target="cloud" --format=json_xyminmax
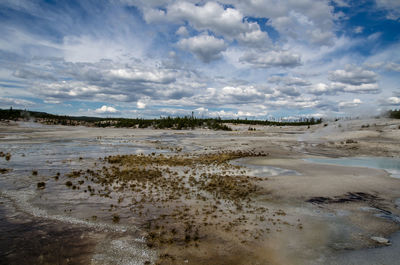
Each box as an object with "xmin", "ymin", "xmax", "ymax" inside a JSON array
[
  {"xmin": 178, "ymin": 34, "xmax": 227, "ymax": 63},
  {"xmin": 137, "ymin": 100, "xmax": 146, "ymax": 109},
  {"xmin": 332, "ymin": 0, "xmax": 350, "ymax": 7},
  {"xmin": 331, "ymin": 82, "xmax": 380, "ymax": 93},
  {"xmin": 141, "ymin": 1, "xmax": 271, "ymax": 49},
  {"xmin": 176, "ymin": 26, "xmax": 189, "ymax": 36},
  {"xmin": 11, "ymin": 56, "xmax": 207, "ymax": 106},
  {"xmin": 36, "ymin": 81, "xmax": 102, "ymax": 100},
  {"xmin": 387, "ymin": 96, "xmax": 400, "ymax": 104},
  {"xmin": 13, "ymin": 68, "xmax": 57, "ymax": 81},
  {"xmin": 222, "ymin": 0, "xmax": 335, "ymax": 46},
  {"xmin": 309, "ymin": 82, "xmax": 380, "ymax": 95},
  {"xmin": 354, "ymin": 26, "xmax": 364, "ymax": 34},
  {"xmin": 235, "ymin": 22, "xmax": 271, "ymax": 48},
  {"xmin": 194, "ymin": 107, "xmax": 208, "ymax": 113},
  {"xmin": 375, "ymin": 0, "xmax": 400, "ymax": 20},
  {"xmin": 268, "ymin": 76, "xmax": 311, "ymax": 86},
  {"xmin": 95, "ymin": 105, "xmax": 119, "ymax": 114},
  {"xmin": 379, "ymin": 96, "xmax": 400, "ymax": 106},
  {"xmin": 328, "ymin": 66, "xmax": 378, "ymax": 85},
  {"xmin": 207, "ymin": 109, "xmax": 267, "ymax": 119},
  {"xmin": 385, "ymin": 62, "xmax": 400, "ymax": 72},
  {"xmin": 309, "ymin": 83, "xmax": 332, "ymax": 95},
  {"xmin": 0, "ymin": 97, "xmax": 35, "ymax": 108},
  {"xmin": 108, "ymin": 68, "xmax": 176, "ymax": 84},
  {"xmin": 239, "ymin": 50, "xmax": 301, "ymax": 68},
  {"xmin": 266, "ymin": 97, "xmax": 320, "ymax": 109},
  {"xmin": 143, "ymin": 2, "xmax": 263, "ymax": 38},
  {"xmin": 1, "ymin": 0, "xmax": 399, "ymax": 119},
  {"xmin": 309, "ymin": 66, "xmax": 381, "ymax": 95},
  {"xmin": 339, "ymin": 98, "xmax": 362, "ymax": 108},
  {"xmin": 276, "ymin": 86, "xmax": 301, "ymax": 97}
]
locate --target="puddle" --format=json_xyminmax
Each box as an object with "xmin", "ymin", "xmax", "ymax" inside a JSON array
[
  {"xmin": 231, "ymin": 158, "xmax": 300, "ymax": 177},
  {"xmin": 306, "ymin": 157, "xmax": 400, "ymax": 178}
]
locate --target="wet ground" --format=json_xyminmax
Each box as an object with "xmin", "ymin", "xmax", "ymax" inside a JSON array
[
  {"xmin": 0, "ymin": 197, "xmax": 96, "ymax": 265},
  {"xmin": 1, "ymin": 121, "xmax": 400, "ymax": 264}
]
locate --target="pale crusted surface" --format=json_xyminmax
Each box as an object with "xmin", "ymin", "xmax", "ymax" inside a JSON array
[{"xmin": 1, "ymin": 118, "xmax": 400, "ymax": 265}]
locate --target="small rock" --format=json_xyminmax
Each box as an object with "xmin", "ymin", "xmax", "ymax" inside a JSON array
[{"xmin": 371, "ymin": 236, "xmax": 391, "ymax": 245}]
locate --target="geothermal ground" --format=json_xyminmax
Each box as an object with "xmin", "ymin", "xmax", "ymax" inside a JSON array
[{"xmin": 1, "ymin": 118, "xmax": 400, "ymax": 265}]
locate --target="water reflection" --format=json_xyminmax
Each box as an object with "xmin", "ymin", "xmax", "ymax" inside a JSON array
[
  {"xmin": 231, "ymin": 158, "xmax": 300, "ymax": 177},
  {"xmin": 306, "ymin": 157, "xmax": 400, "ymax": 178}
]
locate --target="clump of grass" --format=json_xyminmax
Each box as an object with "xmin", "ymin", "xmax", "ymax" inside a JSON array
[
  {"xmin": 0, "ymin": 168, "xmax": 10, "ymax": 174},
  {"xmin": 66, "ymin": 170, "xmax": 81, "ymax": 178},
  {"xmin": 112, "ymin": 214, "xmax": 120, "ymax": 223},
  {"xmin": 198, "ymin": 173, "xmax": 257, "ymax": 202},
  {"xmin": 0, "ymin": 152, "xmax": 11, "ymax": 161},
  {"xmin": 37, "ymin": 182, "xmax": 46, "ymax": 189},
  {"xmin": 65, "ymin": 181, "xmax": 73, "ymax": 187}
]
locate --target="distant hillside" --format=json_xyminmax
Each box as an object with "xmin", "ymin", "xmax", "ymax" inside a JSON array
[{"xmin": 0, "ymin": 108, "xmax": 322, "ymax": 130}]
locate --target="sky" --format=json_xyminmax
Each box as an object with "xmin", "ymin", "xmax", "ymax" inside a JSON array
[{"xmin": 0, "ymin": 0, "xmax": 399, "ymax": 119}]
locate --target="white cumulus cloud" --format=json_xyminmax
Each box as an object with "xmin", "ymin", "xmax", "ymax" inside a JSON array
[
  {"xmin": 95, "ymin": 105, "xmax": 119, "ymax": 114},
  {"xmin": 339, "ymin": 98, "xmax": 362, "ymax": 108}
]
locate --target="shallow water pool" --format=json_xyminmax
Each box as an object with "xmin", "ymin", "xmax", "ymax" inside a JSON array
[
  {"xmin": 306, "ymin": 157, "xmax": 400, "ymax": 178},
  {"xmin": 231, "ymin": 158, "xmax": 301, "ymax": 177}
]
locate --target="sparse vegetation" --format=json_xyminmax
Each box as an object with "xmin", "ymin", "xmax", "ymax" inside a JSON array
[
  {"xmin": 112, "ymin": 214, "xmax": 120, "ymax": 223},
  {"xmin": 56, "ymin": 149, "xmax": 289, "ymax": 260},
  {"xmin": 0, "ymin": 168, "xmax": 10, "ymax": 174},
  {"xmin": 0, "ymin": 152, "xmax": 11, "ymax": 161},
  {"xmin": 37, "ymin": 182, "xmax": 46, "ymax": 189},
  {"xmin": 65, "ymin": 181, "xmax": 73, "ymax": 187}
]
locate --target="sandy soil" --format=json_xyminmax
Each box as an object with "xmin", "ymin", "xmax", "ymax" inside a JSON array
[{"xmin": 0, "ymin": 118, "xmax": 400, "ymax": 264}]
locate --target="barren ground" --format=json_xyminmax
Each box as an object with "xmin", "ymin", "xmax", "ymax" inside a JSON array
[{"xmin": 0, "ymin": 118, "xmax": 399, "ymax": 265}]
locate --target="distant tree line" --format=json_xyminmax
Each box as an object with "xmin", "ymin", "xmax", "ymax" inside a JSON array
[
  {"xmin": 221, "ymin": 117, "xmax": 322, "ymax": 126},
  {"xmin": 0, "ymin": 108, "xmax": 322, "ymax": 130},
  {"xmin": 388, "ymin": 109, "xmax": 400, "ymax": 119}
]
